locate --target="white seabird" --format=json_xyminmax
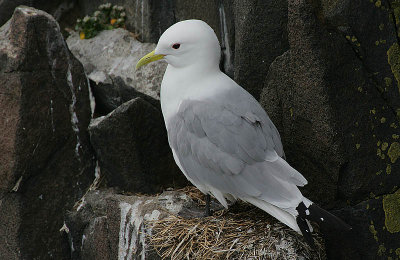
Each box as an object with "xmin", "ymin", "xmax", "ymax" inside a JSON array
[{"xmin": 136, "ymin": 19, "xmax": 350, "ymax": 246}]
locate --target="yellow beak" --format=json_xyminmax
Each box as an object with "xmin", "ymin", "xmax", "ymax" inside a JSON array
[{"xmin": 136, "ymin": 50, "xmax": 164, "ymax": 69}]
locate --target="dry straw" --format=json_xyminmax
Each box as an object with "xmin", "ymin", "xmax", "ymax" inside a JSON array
[{"xmin": 146, "ymin": 187, "xmax": 326, "ymax": 260}]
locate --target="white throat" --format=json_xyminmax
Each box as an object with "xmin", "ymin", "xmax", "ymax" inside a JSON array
[{"xmin": 160, "ymin": 64, "xmax": 220, "ymax": 124}]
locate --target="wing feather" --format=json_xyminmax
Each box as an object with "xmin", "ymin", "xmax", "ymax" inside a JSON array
[{"xmin": 167, "ymin": 95, "xmax": 307, "ymax": 209}]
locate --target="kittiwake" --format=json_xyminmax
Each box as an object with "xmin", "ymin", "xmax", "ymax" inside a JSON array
[{"xmin": 136, "ymin": 19, "xmax": 351, "ymax": 246}]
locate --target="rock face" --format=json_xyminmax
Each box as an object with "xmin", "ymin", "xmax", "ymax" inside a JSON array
[
  {"xmin": 88, "ymin": 98, "xmax": 187, "ymax": 193},
  {"xmin": 233, "ymin": 0, "xmax": 289, "ymax": 99},
  {"xmin": 0, "ymin": 6, "xmax": 95, "ymax": 259},
  {"xmin": 75, "ymin": 0, "xmax": 235, "ymax": 76},
  {"xmin": 0, "ymin": 0, "xmax": 77, "ymax": 27},
  {"xmin": 260, "ymin": 0, "xmax": 400, "ymax": 258},
  {"xmin": 67, "ymin": 28, "xmax": 167, "ymax": 102},
  {"xmin": 64, "ymin": 189, "xmax": 194, "ymax": 259}
]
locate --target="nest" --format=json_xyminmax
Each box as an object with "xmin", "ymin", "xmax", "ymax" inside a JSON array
[{"xmin": 146, "ymin": 187, "xmax": 326, "ymax": 260}]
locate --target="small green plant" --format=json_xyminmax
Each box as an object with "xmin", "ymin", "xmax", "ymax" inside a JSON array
[{"xmin": 75, "ymin": 3, "xmax": 126, "ymax": 39}]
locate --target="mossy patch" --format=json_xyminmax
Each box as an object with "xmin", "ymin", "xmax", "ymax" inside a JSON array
[
  {"xmin": 396, "ymin": 248, "xmax": 400, "ymax": 256},
  {"xmin": 387, "ymin": 43, "xmax": 400, "ymax": 93},
  {"xmin": 382, "ymin": 189, "xmax": 400, "ymax": 233},
  {"xmin": 387, "ymin": 142, "xmax": 400, "ymax": 163}
]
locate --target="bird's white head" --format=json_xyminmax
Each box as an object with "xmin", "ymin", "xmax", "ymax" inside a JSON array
[{"xmin": 136, "ymin": 20, "xmax": 221, "ymax": 70}]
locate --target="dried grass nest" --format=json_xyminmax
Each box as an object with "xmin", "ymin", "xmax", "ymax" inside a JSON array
[{"xmin": 145, "ymin": 186, "xmax": 326, "ymax": 260}]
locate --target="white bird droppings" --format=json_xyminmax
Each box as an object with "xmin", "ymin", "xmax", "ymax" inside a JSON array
[
  {"xmin": 67, "ymin": 66, "xmax": 82, "ymax": 159},
  {"xmin": 118, "ymin": 201, "xmax": 143, "ymax": 260},
  {"xmin": 305, "ymin": 209, "xmax": 310, "ymax": 216}
]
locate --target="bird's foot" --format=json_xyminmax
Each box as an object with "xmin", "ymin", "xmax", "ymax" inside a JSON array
[{"xmin": 204, "ymin": 194, "xmax": 213, "ymax": 217}]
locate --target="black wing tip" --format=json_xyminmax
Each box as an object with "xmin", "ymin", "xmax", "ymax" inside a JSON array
[
  {"xmin": 296, "ymin": 202, "xmax": 352, "ymax": 232},
  {"xmin": 296, "ymin": 217, "xmax": 316, "ymax": 249}
]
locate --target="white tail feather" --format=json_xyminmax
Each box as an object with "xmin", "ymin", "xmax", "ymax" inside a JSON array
[{"xmin": 244, "ymin": 197, "xmax": 301, "ymax": 233}]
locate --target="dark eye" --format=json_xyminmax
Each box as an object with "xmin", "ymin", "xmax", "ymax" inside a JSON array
[{"xmin": 172, "ymin": 43, "xmax": 181, "ymax": 49}]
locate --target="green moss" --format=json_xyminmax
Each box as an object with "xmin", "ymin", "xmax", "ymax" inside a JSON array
[
  {"xmin": 390, "ymin": 123, "xmax": 398, "ymax": 128},
  {"xmin": 387, "ymin": 43, "xmax": 400, "ymax": 94},
  {"xmin": 393, "ymin": 134, "xmax": 399, "ymax": 139},
  {"xmin": 356, "ymin": 144, "xmax": 361, "ymax": 149},
  {"xmin": 396, "ymin": 248, "xmax": 400, "ymax": 256},
  {"xmin": 382, "ymin": 142, "xmax": 389, "ymax": 150},
  {"xmin": 376, "ymin": 0, "xmax": 382, "ymax": 7},
  {"xmin": 388, "ymin": 142, "xmax": 400, "ymax": 163},
  {"xmin": 371, "ymin": 108, "xmax": 377, "ymax": 114},
  {"xmin": 381, "ymin": 117, "xmax": 387, "ymax": 123},
  {"xmin": 379, "ymin": 23, "xmax": 385, "ymax": 30},
  {"xmin": 377, "ymin": 170, "xmax": 383, "ymax": 175},
  {"xmin": 382, "ymin": 189, "xmax": 400, "ymax": 233}
]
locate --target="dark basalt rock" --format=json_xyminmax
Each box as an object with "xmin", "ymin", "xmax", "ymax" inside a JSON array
[
  {"xmin": 260, "ymin": 0, "xmax": 400, "ymax": 258},
  {"xmin": 0, "ymin": 6, "xmax": 95, "ymax": 259},
  {"xmin": 88, "ymin": 97, "xmax": 188, "ymax": 194},
  {"xmin": 64, "ymin": 189, "xmax": 195, "ymax": 260},
  {"xmin": 233, "ymin": 0, "xmax": 289, "ymax": 100}
]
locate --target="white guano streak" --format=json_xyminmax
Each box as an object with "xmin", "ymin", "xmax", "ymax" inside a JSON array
[
  {"xmin": 118, "ymin": 201, "xmax": 143, "ymax": 260},
  {"xmin": 66, "ymin": 66, "xmax": 81, "ymax": 158},
  {"xmin": 218, "ymin": 2, "xmax": 233, "ymax": 76}
]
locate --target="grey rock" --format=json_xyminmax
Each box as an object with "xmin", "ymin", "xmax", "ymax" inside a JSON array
[
  {"xmin": 67, "ymin": 28, "xmax": 167, "ymax": 100},
  {"xmin": 233, "ymin": 0, "xmax": 289, "ymax": 99},
  {"xmin": 330, "ymin": 189, "xmax": 400, "ymax": 259},
  {"xmin": 0, "ymin": 6, "xmax": 95, "ymax": 259},
  {"xmin": 74, "ymin": 0, "xmax": 235, "ymax": 77},
  {"xmin": 65, "ymin": 189, "xmax": 195, "ymax": 259},
  {"xmin": 260, "ymin": 0, "xmax": 400, "ymax": 258},
  {"xmin": 0, "ymin": 0, "xmax": 77, "ymax": 27},
  {"xmin": 75, "ymin": 0, "xmax": 175, "ymax": 43},
  {"xmin": 88, "ymin": 97, "xmax": 188, "ymax": 194}
]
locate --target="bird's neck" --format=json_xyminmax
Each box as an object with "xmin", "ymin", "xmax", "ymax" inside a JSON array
[{"xmin": 160, "ymin": 64, "xmax": 221, "ymax": 124}]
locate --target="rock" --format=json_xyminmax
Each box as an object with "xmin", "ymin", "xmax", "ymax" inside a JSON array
[
  {"xmin": 260, "ymin": 0, "xmax": 400, "ymax": 258},
  {"xmin": 0, "ymin": 0, "xmax": 77, "ymax": 27},
  {"xmin": 0, "ymin": 6, "xmax": 95, "ymax": 259},
  {"xmin": 74, "ymin": 0, "xmax": 235, "ymax": 76},
  {"xmin": 75, "ymin": 0, "xmax": 175, "ymax": 43},
  {"xmin": 65, "ymin": 188, "xmax": 324, "ymax": 259},
  {"xmin": 67, "ymin": 28, "xmax": 167, "ymax": 101},
  {"xmin": 233, "ymin": 0, "xmax": 289, "ymax": 99},
  {"xmin": 64, "ymin": 189, "xmax": 195, "ymax": 259},
  {"xmin": 330, "ymin": 189, "xmax": 400, "ymax": 259},
  {"xmin": 88, "ymin": 97, "xmax": 187, "ymax": 193},
  {"xmin": 88, "ymin": 75, "xmax": 160, "ymax": 115}
]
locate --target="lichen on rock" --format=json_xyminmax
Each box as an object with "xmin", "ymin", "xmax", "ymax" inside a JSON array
[
  {"xmin": 387, "ymin": 142, "xmax": 400, "ymax": 163},
  {"xmin": 382, "ymin": 189, "xmax": 400, "ymax": 233},
  {"xmin": 387, "ymin": 43, "xmax": 400, "ymax": 93}
]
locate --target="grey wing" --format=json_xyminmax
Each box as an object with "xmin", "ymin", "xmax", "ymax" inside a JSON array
[{"xmin": 167, "ymin": 99, "xmax": 307, "ymax": 209}]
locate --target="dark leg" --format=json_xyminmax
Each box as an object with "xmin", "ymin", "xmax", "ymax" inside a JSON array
[{"xmin": 205, "ymin": 194, "xmax": 212, "ymax": 216}]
